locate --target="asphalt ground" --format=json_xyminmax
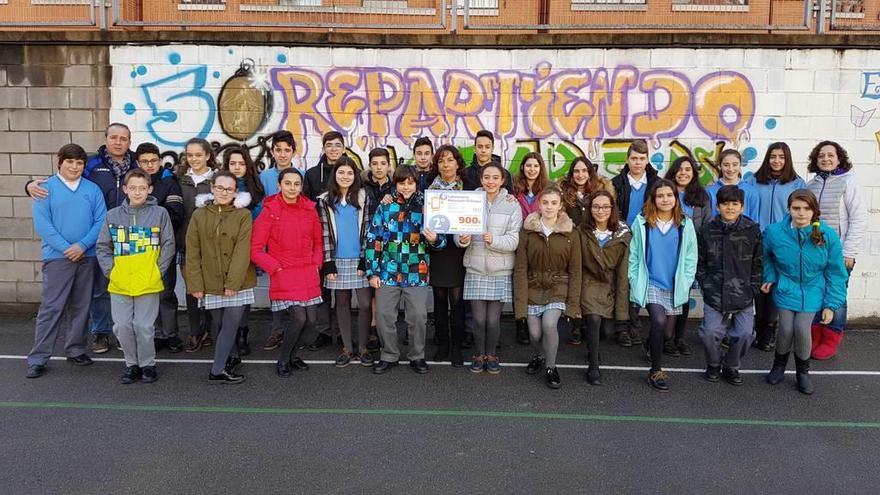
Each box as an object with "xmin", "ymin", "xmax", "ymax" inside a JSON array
[{"xmin": 1, "ymin": 312, "xmax": 879, "ymax": 494}]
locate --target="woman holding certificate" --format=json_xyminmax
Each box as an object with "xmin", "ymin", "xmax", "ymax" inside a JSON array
[
  {"xmin": 427, "ymin": 145, "xmax": 468, "ymax": 367},
  {"xmin": 456, "ymin": 163, "xmax": 523, "ymax": 375}
]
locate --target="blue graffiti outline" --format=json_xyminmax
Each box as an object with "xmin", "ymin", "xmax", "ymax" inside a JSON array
[
  {"xmin": 140, "ymin": 66, "xmax": 216, "ymax": 147},
  {"xmin": 862, "ymin": 72, "xmax": 880, "ymax": 100}
]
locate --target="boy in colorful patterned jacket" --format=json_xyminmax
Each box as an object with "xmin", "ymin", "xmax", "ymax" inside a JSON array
[
  {"xmin": 97, "ymin": 169, "xmax": 176, "ymax": 384},
  {"xmin": 366, "ymin": 166, "xmax": 445, "ymax": 375}
]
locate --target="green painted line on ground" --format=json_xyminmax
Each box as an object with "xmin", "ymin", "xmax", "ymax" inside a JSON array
[{"xmin": 1, "ymin": 400, "xmax": 879, "ymax": 429}]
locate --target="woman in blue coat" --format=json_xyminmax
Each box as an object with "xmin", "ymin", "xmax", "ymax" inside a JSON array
[
  {"xmin": 744, "ymin": 142, "xmax": 806, "ymax": 351},
  {"xmin": 761, "ymin": 189, "xmax": 847, "ymax": 395}
]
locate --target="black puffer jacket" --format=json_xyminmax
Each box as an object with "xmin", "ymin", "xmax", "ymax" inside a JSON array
[
  {"xmin": 610, "ymin": 164, "xmax": 659, "ymax": 220},
  {"xmin": 696, "ymin": 215, "xmax": 763, "ymax": 313},
  {"xmin": 464, "ymin": 154, "xmax": 513, "ymax": 192}
]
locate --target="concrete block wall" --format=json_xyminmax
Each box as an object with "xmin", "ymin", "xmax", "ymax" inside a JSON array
[{"xmin": 0, "ymin": 45, "xmax": 110, "ymax": 307}]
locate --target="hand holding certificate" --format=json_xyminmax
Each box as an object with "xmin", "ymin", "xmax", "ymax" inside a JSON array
[{"xmin": 423, "ymin": 190, "xmax": 487, "ymax": 235}]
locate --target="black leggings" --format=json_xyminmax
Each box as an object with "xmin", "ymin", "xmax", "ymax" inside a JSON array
[
  {"xmin": 334, "ymin": 288, "xmax": 372, "ymax": 353},
  {"xmin": 583, "ymin": 315, "xmax": 614, "ymax": 367},
  {"xmin": 433, "ymin": 286, "xmax": 464, "ymax": 346},
  {"xmin": 673, "ymin": 303, "xmax": 689, "ymax": 343},
  {"xmin": 186, "ymin": 294, "xmax": 212, "ymax": 338},
  {"xmin": 646, "ymin": 304, "xmax": 677, "ymax": 372},
  {"xmin": 277, "ymin": 305, "xmax": 316, "ymax": 364}
]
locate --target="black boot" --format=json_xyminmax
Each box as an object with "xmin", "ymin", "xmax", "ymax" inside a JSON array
[
  {"xmin": 237, "ymin": 326, "xmax": 251, "ymax": 356},
  {"xmin": 515, "ymin": 319, "xmax": 529, "ymax": 345},
  {"xmin": 795, "ymin": 357, "xmax": 814, "ymax": 395},
  {"xmin": 766, "ymin": 352, "xmax": 789, "ymax": 385}
]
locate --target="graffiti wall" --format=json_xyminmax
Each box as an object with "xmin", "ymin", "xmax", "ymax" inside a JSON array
[{"xmin": 104, "ymin": 46, "xmax": 880, "ymax": 315}]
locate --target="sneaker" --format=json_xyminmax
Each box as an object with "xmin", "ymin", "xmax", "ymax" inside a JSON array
[
  {"xmin": 721, "ymin": 367, "xmax": 743, "ymax": 386},
  {"xmin": 92, "ymin": 335, "xmax": 111, "ymax": 354},
  {"xmin": 167, "ymin": 336, "xmax": 183, "ymax": 354},
  {"xmin": 663, "ymin": 340, "xmax": 681, "ymax": 357},
  {"xmin": 201, "ymin": 332, "xmax": 213, "ymax": 348},
  {"xmin": 586, "ymin": 366, "xmax": 602, "ymax": 386},
  {"xmin": 335, "ymin": 349, "xmax": 353, "ymax": 368},
  {"xmin": 359, "ymin": 351, "xmax": 374, "ymax": 367},
  {"xmin": 485, "ymin": 355, "xmax": 501, "ymax": 374},
  {"xmin": 617, "ymin": 331, "xmax": 632, "ymax": 348},
  {"xmin": 263, "ymin": 330, "xmax": 284, "ymax": 351},
  {"xmin": 290, "ymin": 357, "xmax": 309, "ymax": 370},
  {"xmin": 66, "ymin": 354, "xmax": 93, "ymax": 366},
  {"xmin": 120, "ymin": 365, "xmax": 141, "ymax": 385},
  {"xmin": 307, "ymin": 333, "xmax": 332, "ymax": 351},
  {"xmin": 648, "ymin": 370, "xmax": 670, "ymax": 392},
  {"xmin": 525, "ymin": 354, "xmax": 544, "ymax": 375},
  {"xmin": 568, "ymin": 328, "xmax": 583, "ymax": 345},
  {"xmin": 469, "ymin": 355, "xmax": 484, "ymax": 373},
  {"xmin": 675, "ymin": 340, "xmax": 692, "ymax": 356},
  {"xmin": 141, "ymin": 366, "xmax": 158, "ymax": 383},
  {"xmin": 545, "ymin": 367, "xmax": 561, "ymax": 389},
  {"xmin": 703, "ymin": 365, "xmax": 721, "ymax": 383}
]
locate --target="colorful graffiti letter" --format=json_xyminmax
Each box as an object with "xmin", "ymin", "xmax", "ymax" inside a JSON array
[{"xmin": 140, "ymin": 66, "xmax": 216, "ymax": 147}]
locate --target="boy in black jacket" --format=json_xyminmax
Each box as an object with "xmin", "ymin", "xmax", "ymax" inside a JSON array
[
  {"xmin": 696, "ymin": 185, "xmax": 762, "ymax": 386},
  {"xmin": 135, "ymin": 143, "xmax": 185, "ymax": 352}
]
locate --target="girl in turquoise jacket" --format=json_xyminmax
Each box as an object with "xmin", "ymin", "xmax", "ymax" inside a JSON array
[
  {"xmin": 628, "ymin": 179, "xmax": 697, "ymax": 392},
  {"xmin": 762, "ymin": 189, "xmax": 847, "ymax": 395}
]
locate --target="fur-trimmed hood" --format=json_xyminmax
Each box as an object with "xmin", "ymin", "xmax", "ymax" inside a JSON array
[
  {"xmin": 523, "ymin": 211, "xmax": 574, "ymax": 234},
  {"xmin": 194, "ymin": 191, "xmax": 252, "ymax": 209}
]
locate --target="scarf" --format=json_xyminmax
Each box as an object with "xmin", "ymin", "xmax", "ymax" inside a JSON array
[
  {"xmin": 103, "ymin": 148, "xmax": 131, "ymax": 180},
  {"xmin": 428, "ymin": 175, "xmax": 463, "ymax": 191}
]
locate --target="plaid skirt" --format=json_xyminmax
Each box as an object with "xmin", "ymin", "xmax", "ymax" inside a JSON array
[
  {"xmin": 527, "ymin": 302, "xmax": 566, "ymax": 316},
  {"xmin": 645, "ymin": 284, "xmax": 683, "ymax": 316},
  {"xmin": 324, "ymin": 258, "xmax": 369, "ymax": 290},
  {"xmin": 464, "ymin": 273, "xmax": 512, "ymax": 303},
  {"xmin": 201, "ymin": 288, "xmax": 256, "ymax": 310},
  {"xmin": 272, "ymin": 296, "xmax": 323, "ymax": 312}
]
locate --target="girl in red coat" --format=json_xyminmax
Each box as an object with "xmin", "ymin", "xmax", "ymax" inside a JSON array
[{"xmin": 251, "ymin": 168, "xmax": 323, "ymax": 377}]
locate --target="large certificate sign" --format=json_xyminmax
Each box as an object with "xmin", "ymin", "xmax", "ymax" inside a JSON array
[{"xmin": 423, "ymin": 190, "xmax": 487, "ymax": 235}]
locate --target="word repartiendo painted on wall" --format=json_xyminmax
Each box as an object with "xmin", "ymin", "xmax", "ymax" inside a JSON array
[{"xmin": 269, "ymin": 63, "xmax": 755, "ymax": 151}]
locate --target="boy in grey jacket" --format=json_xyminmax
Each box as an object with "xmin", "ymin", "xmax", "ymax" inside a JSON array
[{"xmin": 97, "ymin": 169, "xmax": 175, "ymax": 384}]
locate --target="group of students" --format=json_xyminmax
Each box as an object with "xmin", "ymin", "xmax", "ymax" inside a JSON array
[{"xmin": 25, "ymin": 124, "xmax": 865, "ymax": 395}]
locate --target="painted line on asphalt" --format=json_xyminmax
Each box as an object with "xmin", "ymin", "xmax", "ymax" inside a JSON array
[
  {"xmin": 2, "ymin": 354, "xmax": 880, "ymax": 376},
  {"xmin": 0, "ymin": 400, "xmax": 878, "ymax": 429}
]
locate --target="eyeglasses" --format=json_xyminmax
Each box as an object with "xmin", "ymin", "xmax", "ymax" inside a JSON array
[
  {"xmin": 591, "ymin": 205, "xmax": 612, "ymax": 211},
  {"xmin": 212, "ymin": 185, "xmax": 236, "ymax": 194},
  {"xmin": 139, "ymin": 159, "xmax": 161, "ymax": 165}
]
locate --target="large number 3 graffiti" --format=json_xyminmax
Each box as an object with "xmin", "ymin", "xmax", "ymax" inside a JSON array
[{"xmin": 141, "ymin": 66, "xmax": 216, "ymax": 147}]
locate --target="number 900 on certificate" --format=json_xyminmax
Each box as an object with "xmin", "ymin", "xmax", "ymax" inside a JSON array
[{"xmin": 423, "ymin": 190, "xmax": 487, "ymax": 235}]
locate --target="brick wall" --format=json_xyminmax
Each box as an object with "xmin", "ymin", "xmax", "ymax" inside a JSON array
[{"xmin": 0, "ymin": 45, "xmax": 109, "ymax": 309}]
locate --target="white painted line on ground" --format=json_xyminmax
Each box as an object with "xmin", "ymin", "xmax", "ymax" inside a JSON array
[{"xmin": 2, "ymin": 354, "xmax": 879, "ymax": 376}]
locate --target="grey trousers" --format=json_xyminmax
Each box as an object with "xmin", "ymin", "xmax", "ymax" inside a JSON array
[
  {"xmin": 376, "ymin": 284, "xmax": 428, "ymax": 362},
  {"xmin": 111, "ymin": 293, "xmax": 161, "ymax": 367},
  {"xmin": 154, "ymin": 263, "xmax": 179, "ymax": 340},
  {"xmin": 28, "ymin": 257, "xmax": 96, "ymax": 366},
  {"xmin": 777, "ymin": 309, "xmax": 814, "ymax": 360},
  {"xmin": 699, "ymin": 304, "xmax": 755, "ymax": 369}
]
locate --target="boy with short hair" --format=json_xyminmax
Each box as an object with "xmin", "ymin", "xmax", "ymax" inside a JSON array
[
  {"xmin": 611, "ymin": 139, "xmax": 658, "ymax": 347},
  {"xmin": 464, "ymin": 130, "xmax": 512, "ymax": 192},
  {"xmin": 135, "ymin": 142, "xmax": 185, "ymax": 353},
  {"xmin": 27, "ymin": 144, "xmax": 107, "ymax": 378},
  {"xmin": 367, "ymin": 166, "xmax": 445, "ymax": 375},
  {"xmin": 411, "ymin": 136, "xmax": 435, "ymax": 191},
  {"xmin": 97, "ymin": 169, "xmax": 176, "ymax": 384},
  {"xmin": 260, "ymin": 130, "xmax": 297, "ymax": 196},
  {"xmin": 696, "ymin": 185, "xmax": 763, "ymax": 386}
]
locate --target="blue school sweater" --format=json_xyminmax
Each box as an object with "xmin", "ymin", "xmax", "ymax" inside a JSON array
[
  {"xmin": 706, "ymin": 180, "xmax": 760, "ymax": 223},
  {"xmin": 259, "ymin": 167, "xmax": 281, "ymax": 197},
  {"xmin": 626, "ymin": 186, "xmax": 647, "ymax": 226},
  {"xmin": 334, "ymin": 202, "xmax": 361, "ymax": 259},
  {"xmin": 743, "ymin": 175, "xmax": 807, "ymax": 232},
  {"xmin": 647, "ymin": 226, "xmax": 680, "ymax": 291},
  {"xmin": 32, "ymin": 175, "xmax": 107, "ymax": 261},
  {"xmin": 678, "ymin": 192, "xmax": 694, "ymax": 217}
]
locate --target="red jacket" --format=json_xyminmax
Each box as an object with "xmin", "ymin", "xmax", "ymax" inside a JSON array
[
  {"xmin": 251, "ymin": 194, "xmax": 323, "ymax": 301},
  {"xmin": 515, "ymin": 191, "xmax": 541, "ymax": 220}
]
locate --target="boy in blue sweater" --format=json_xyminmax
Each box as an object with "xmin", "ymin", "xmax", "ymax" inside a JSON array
[{"xmin": 26, "ymin": 144, "xmax": 107, "ymax": 378}]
